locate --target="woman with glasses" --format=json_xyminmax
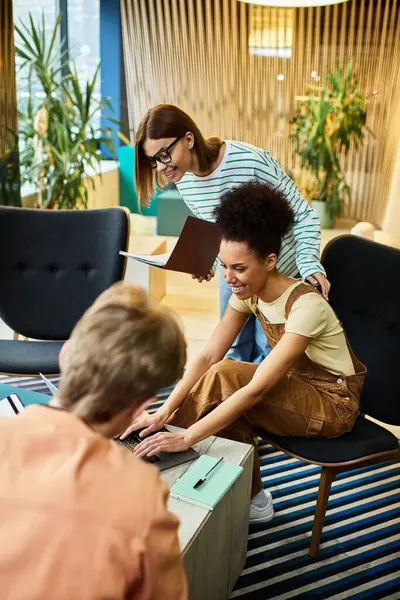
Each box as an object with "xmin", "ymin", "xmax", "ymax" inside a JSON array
[{"xmin": 135, "ymin": 103, "xmax": 330, "ymax": 364}]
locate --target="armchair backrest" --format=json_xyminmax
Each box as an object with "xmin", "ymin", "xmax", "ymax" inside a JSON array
[
  {"xmin": 322, "ymin": 235, "xmax": 400, "ymax": 426},
  {"xmin": 0, "ymin": 207, "xmax": 129, "ymax": 340}
]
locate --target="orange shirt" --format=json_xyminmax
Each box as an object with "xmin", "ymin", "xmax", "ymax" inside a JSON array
[{"xmin": 0, "ymin": 405, "xmax": 187, "ymax": 600}]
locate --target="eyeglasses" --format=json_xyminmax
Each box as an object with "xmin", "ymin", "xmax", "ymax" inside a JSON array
[{"xmin": 145, "ymin": 137, "xmax": 181, "ymax": 169}]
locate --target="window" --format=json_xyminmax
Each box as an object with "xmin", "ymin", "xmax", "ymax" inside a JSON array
[
  {"xmin": 14, "ymin": 0, "xmax": 100, "ymax": 125},
  {"xmin": 13, "ymin": 1, "xmax": 59, "ymax": 115},
  {"xmin": 67, "ymin": 0, "xmax": 101, "ymax": 115}
]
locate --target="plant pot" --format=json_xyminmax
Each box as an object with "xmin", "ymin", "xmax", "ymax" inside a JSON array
[{"xmin": 311, "ymin": 199, "xmax": 336, "ymax": 229}]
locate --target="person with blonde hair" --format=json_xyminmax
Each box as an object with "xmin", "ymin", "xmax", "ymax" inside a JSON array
[
  {"xmin": 0, "ymin": 282, "xmax": 187, "ymax": 600},
  {"xmin": 134, "ymin": 103, "xmax": 331, "ymax": 364}
]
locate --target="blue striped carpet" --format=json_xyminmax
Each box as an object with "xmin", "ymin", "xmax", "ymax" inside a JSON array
[
  {"xmin": 231, "ymin": 441, "xmax": 400, "ymax": 600},
  {"xmin": 2, "ymin": 376, "xmax": 400, "ymax": 599}
]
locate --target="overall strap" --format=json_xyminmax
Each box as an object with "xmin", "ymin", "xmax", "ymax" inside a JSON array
[
  {"xmin": 284, "ymin": 283, "xmax": 320, "ymax": 319},
  {"xmin": 250, "ymin": 295, "xmax": 259, "ymax": 315}
]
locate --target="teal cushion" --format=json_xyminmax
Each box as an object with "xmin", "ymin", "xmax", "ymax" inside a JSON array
[
  {"xmin": 157, "ymin": 189, "xmax": 195, "ymax": 236},
  {"xmin": 118, "ymin": 145, "xmax": 157, "ymax": 216},
  {"xmin": 0, "ymin": 382, "xmax": 50, "ymax": 406}
]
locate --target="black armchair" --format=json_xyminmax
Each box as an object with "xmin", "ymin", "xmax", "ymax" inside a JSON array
[
  {"xmin": 261, "ymin": 235, "xmax": 400, "ymax": 557},
  {"xmin": 0, "ymin": 206, "xmax": 130, "ymax": 375}
]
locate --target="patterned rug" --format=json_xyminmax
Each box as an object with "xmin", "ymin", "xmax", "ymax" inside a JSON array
[
  {"xmin": 231, "ymin": 441, "xmax": 400, "ymax": 600},
  {"xmin": 2, "ymin": 376, "xmax": 400, "ymax": 599}
]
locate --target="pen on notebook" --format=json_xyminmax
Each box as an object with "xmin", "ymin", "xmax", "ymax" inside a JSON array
[{"xmin": 193, "ymin": 456, "xmax": 223, "ymax": 489}]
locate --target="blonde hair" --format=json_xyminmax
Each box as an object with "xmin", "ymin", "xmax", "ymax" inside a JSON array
[
  {"xmin": 58, "ymin": 282, "xmax": 186, "ymax": 423},
  {"xmin": 135, "ymin": 104, "xmax": 223, "ymax": 207}
]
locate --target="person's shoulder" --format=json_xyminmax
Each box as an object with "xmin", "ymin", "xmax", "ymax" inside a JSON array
[
  {"xmin": 87, "ymin": 441, "xmax": 171, "ymax": 531},
  {"xmin": 107, "ymin": 440, "xmax": 164, "ymax": 493},
  {"xmin": 291, "ymin": 288, "xmax": 327, "ymax": 311},
  {"xmin": 289, "ymin": 289, "xmax": 330, "ymax": 327},
  {"xmin": 227, "ymin": 141, "xmax": 282, "ymax": 174},
  {"xmin": 285, "ymin": 287, "xmax": 330, "ymax": 337},
  {"xmin": 175, "ymin": 172, "xmax": 192, "ymax": 187},
  {"xmin": 227, "ymin": 140, "xmax": 265, "ymax": 158},
  {"xmin": 229, "ymin": 293, "xmax": 253, "ymax": 314}
]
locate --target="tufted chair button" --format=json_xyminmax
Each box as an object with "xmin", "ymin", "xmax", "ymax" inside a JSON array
[{"xmin": 80, "ymin": 264, "xmax": 95, "ymax": 276}]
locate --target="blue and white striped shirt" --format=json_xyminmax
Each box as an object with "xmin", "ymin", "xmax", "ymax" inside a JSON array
[{"xmin": 176, "ymin": 141, "xmax": 325, "ymax": 279}]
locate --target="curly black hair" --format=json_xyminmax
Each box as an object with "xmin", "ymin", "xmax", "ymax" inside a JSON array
[{"xmin": 213, "ymin": 181, "xmax": 295, "ymax": 260}]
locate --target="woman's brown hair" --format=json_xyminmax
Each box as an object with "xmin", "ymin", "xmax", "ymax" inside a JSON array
[{"xmin": 135, "ymin": 104, "xmax": 223, "ymax": 207}]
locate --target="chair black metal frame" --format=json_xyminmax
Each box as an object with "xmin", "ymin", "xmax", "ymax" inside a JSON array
[
  {"xmin": 0, "ymin": 206, "xmax": 130, "ymax": 377},
  {"xmin": 260, "ymin": 235, "xmax": 400, "ymax": 557}
]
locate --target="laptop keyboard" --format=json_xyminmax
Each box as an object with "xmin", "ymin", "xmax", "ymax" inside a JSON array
[{"xmin": 115, "ymin": 431, "xmax": 160, "ymax": 464}]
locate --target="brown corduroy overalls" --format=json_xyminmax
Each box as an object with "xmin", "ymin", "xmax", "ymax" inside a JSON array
[{"xmin": 169, "ymin": 283, "xmax": 367, "ymax": 496}]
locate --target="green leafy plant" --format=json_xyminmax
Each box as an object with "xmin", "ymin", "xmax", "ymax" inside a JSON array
[
  {"xmin": 290, "ymin": 59, "xmax": 374, "ymax": 221},
  {"xmin": 4, "ymin": 12, "xmax": 129, "ymax": 209}
]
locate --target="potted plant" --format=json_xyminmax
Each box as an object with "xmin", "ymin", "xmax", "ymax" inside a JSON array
[
  {"xmin": 3, "ymin": 12, "xmax": 128, "ymax": 209},
  {"xmin": 290, "ymin": 60, "xmax": 373, "ymax": 228}
]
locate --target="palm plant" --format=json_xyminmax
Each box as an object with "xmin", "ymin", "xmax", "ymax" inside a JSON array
[
  {"xmin": 7, "ymin": 12, "xmax": 128, "ymax": 209},
  {"xmin": 290, "ymin": 60, "xmax": 373, "ymax": 226}
]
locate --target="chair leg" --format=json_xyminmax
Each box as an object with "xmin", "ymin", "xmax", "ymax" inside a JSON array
[{"xmin": 309, "ymin": 467, "xmax": 338, "ymax": 558}]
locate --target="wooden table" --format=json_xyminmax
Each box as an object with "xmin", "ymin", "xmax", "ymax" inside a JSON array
[
  {"xmin": 163, "ymin": 426, "xmax": 254, "ymax": 600},
  {"xmin": 123, "ymin": 235, "xmax": 167, "ymax": 302}
]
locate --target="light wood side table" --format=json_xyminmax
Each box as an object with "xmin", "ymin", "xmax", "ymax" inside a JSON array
[{"xmin": 163, "ymin": 427, "xmax": 254, "ymax": 600}]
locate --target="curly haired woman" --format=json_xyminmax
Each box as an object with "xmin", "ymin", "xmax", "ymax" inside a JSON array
[
  {"xmin": 122, "ymin": 182, "xmax": 366, "ymax": 524},
  {"xmin": 134, "ymin": 104, "xmax": 330, "ymax": 363}
]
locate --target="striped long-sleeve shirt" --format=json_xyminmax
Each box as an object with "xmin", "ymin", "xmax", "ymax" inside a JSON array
[{"xmin": 175, "ymin": 140, "xmax": 325, "ymax": 280}]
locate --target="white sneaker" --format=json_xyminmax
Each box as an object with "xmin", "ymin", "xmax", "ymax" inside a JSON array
[{"xmin": 249, "ymin": 490, "xmax": 275, "ymax": 524}]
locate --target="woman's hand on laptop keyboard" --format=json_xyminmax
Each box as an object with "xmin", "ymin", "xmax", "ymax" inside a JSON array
[
  {"xmin": 133, "ymin": 431, "xmax": 192, "ymax": 459},
  {"xmin": 119, "ymin": 409, "xmax": 167, "ymax": 441}
]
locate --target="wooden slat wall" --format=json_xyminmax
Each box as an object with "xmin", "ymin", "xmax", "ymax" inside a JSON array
[
  {"xmin": 121, "ymin": 0, "xmax": 400, "ymax": 226},
  {"xmin": 0, "ymin": 0, "xmax": 17, "ymax": 157}
]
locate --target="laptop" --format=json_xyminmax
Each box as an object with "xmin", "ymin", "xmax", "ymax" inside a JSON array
[
  {"xmin": 39, "ymin": 373, "xmax": 199, "ymax": 471},
  {"xmin": 114, "ymin": 429, "xmax": 199, "ymax": 471}
]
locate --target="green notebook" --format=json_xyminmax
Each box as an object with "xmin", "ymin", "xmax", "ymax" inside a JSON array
[
  {"xmin": 170, "ymin": 455, "xmax": 243, "ymax": 510},
  {"xmin": 0, "ymin": 383, "xmax": 50, "ymax": 407}
]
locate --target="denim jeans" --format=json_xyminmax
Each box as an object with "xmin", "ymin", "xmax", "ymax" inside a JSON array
[{"xmin": 219, "ymin": 266, "xmax": 272, "ymax": 363}]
